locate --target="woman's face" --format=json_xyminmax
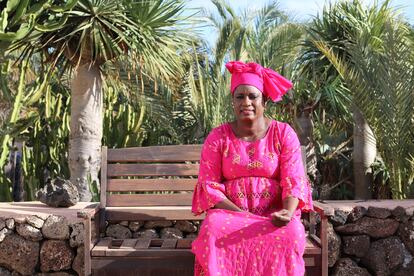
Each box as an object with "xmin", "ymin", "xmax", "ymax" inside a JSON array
[{"xmin": 232, "ymin": 85, "xmax": 266, "ymax": 121}]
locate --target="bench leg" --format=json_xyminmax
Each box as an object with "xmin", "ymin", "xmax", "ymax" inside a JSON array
[
  {"xmin": 83, "ymin": 216, "xmax": 92, "ymax": 276},
  {"xmin": 321, "ymin": 213, "xmax": 328, "ymax": 276},
  {"xmin": 91, "ymin": 256, "xmax": 195, "ymax": 276}
]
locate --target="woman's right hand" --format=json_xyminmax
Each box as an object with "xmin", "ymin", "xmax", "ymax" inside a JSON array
[{"xmin": 270, "ymin": 209, "xmax": 293, "ymax": 227}]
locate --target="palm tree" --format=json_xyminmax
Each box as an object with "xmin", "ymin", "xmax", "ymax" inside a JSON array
[
  {"xmin": 168, "ymin": 0, "xmax": 246, "ymax": 141},
  {"xmin": 303, "ymin": 0, "xmax": 414, "ymax": 198},
  {"xmin": 296, "ymin": 0, "xmax": 378, "ymax": 199},
  {"xmin": 9, "ymin": 0, "xmax": 194, "ymax": 201}
]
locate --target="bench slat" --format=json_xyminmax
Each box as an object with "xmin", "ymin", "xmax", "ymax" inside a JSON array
[
  {"xmin": 135, "ymin": 239, "xmax": 151, "ymax": 249},
  {"xmin": 92, "ymin": 238, "xmax": 112, "ymax": 256},
  {"xmin": 176, "ymin": 239, "xmax": 194, "ymax": 249},
  {"xmin": 305, "ymin": 237, "xmax": 321, "ymax": 255},
  {"xmin": 121, "ymin": 239, "xmax": 138, "ymax": 248},
  {"xmin": 104, "ymin": 249, "xmax": 195, "ymax": 257},
  {"xmin": 108, "ymin": 145, "xmax": 202, "ymax": 162},
  {"xmin": 107, "ymin": 179, "xmax": 196, "ymax": 192},
  {"xmin": 304, "ymin": 257, "xmax": 316, "ymax": 267},
  {"xmin": 91, "ymin": 238, "xmax": 319, "ymax": 259},
  {"xmin": 107, "ymin": 164, "xmax": 199, "ymax": 177},
  {"xmin": 161, "ymin": 239, "xmax": 178, "ymax": 249},
  {"xmin": 107, "ymin": 194, "xmax": 193, "ymax": 207},
  {"xmin": 150, "ymin": 239, "xmax": 164, "ymax": 247},
  {"xmin": 106, "ymin": 206, "xmax": 204, "ymax": 221}
]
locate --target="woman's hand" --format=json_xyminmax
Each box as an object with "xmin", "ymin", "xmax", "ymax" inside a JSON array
[{"xmin": 271, "ymin": 209, "xmax": 293, "ymax": 227}]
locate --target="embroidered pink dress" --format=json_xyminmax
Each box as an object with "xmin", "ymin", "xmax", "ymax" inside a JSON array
[{"xmin": 191, "ymin": 120, "xmax": 313, "ymax": 276}]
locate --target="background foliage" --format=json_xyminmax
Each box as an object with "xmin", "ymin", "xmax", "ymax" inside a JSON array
[{"xmin": 0, "ymin": 0, "xmax": 413, "ymax": 201}]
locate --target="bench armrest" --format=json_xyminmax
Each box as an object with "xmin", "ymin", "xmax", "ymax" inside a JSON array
[
  {"xmin": 77, "ymin": 203, "xmax": 100, "ymax": 219},
  {"xmin": 313, "ymin": 201, "xmax": 335, "ymax": 217}
]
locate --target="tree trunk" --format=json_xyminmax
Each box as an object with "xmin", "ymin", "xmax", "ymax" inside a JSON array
[
  {"xmin": 295, "ymin": 108, "xmax": 320, "ymax": 197},
  {"xmin": 69, "ymin": 64, "xmax": 102, "ymax": 201},
  {"xmin": 353, "ymin": 106, "xmax": 376, "ymax": 199}
]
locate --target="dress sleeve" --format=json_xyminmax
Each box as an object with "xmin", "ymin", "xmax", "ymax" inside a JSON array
[
  {"xmin": 191, "ymin": 129, "xmax": 227, "ymax": 216},
  {"xmin": 279, "ymin": 123, "xmax": 313, "ymax": 212}
]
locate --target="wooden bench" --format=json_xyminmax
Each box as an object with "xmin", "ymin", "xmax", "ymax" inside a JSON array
[{"xmin": 78, "ymin": 145, "xmax": 329, "ymax": 276}]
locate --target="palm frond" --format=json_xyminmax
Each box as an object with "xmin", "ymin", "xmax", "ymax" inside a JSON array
[{"xmin": 11, "ymin": 0, "xmax": 194, "ymax": 86}]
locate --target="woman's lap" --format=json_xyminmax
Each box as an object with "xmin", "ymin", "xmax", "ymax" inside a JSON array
[{"xmin": 192, "ymin": 209, "xmax": 306, "ymax": 276}]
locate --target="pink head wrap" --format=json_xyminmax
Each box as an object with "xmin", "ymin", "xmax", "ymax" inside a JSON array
[{"xmin": 225, "ymin": 61, "xmax": 293, "ymax": 102}]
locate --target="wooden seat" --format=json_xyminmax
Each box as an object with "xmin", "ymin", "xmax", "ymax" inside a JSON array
[{"xmin": 78, "ymin": 145, "xmax": 328, "ymax": 276}]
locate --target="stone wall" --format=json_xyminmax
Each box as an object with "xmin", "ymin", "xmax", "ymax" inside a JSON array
[
  {"xmin": 0, "ymin": 215, "xmax": 84, "ymax": 276},
  {"xmin": 103, "ymin": 220, "xmax": 199, "ymax": 240},
  {"xmin": 326, "ymin": 203, "xmax": 414, "ymax": 276},
  {"xmin": 2, "ymin": 201, "xmax": 414, "ymax": 276}
]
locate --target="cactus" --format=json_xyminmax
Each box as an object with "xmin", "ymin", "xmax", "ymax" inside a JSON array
[{"xmin": 0, "ymin": 0, "xmax": 79, "ymax": 49}]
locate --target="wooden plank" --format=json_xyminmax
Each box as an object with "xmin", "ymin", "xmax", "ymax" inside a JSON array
[
  {"xmin": 150, "ymin": 239, "xmax": 164, "ymax": 247},
  {"xmin": 104, "ymin": 249, "xmax": 194, "ymax": 257},
  {"xmin": 106, "ymin": 207, "xmax": 204, "ymax": 221},
  {"xmin": 304, "ymin": 257, "xmax": 316, "ymax": 267},
  {"xmin": 107, "ymin": 164, "xmax": 199, "ymax": 177},
  {"xmin": 161, "ymin": 239, "xmax": 178, "ymax": 249},
  {"xmin": 121, "ymin": 239, "xmax": 138, "ymax": 248},
  {"xmin": 306, "ymin": 267, "xmax": 322, "ymax": 276},
  {"xmin": 107, "ymin": 179, "xmax": 196, "ymax": 192},
  {"xmin": 107, "ymin": 194, "xmax": 193, "ymax": 207},
  {"xmin": 107, "ymin": 145, "xmax": 202, "ymax": 162},
  {"xmin": 135, "ymin": 239, "xmax": 151, "ymax": 249},
  {"xmin": 100, "ymin": 146, "xmax": 108, "ymax": 208},
  {"xmin": 92, "ymin": 210, "xmax": 101, "ymax": 244},
  {"xmin": 77, "ymin": 203, "xmax": 100, "ymax": 219},
  {"xmin": 176, "ymin": 239, "xmax": 194, "ymax": 249},
  {"xmin": 309, "ymin": 234, "xmax": 321, "ymax": 247},
  {"xmin": 90, "ymin": 256, "xmax": 195, "ymax": 275},
  {"xmin": 313, "ymin": 201, "xmax": 335, "ymax": 216},
  {"xmin": 83, "ymin": 216, "xmax": 92, "ymax": 275},
  {"xmin": 98, "ymin": 239, "xmax": 140, "ymax": 256},
  {"xmin": 320, "ymin": 214, "xmax": 329, "ymax": 276},
  {"xmin": 100, "ymin": 146, "xmax": 108, "ymax": 236},
  {"xmin": 304, "ymin": 237, "xmax": 321, "ymax": 255},
  {"xmin": 110, "ymin": 239, "xmax": 123, "ymax": 248},
  {"xmin": 92, "ymin": 239, "xmax": 112, "ymax": 256}
]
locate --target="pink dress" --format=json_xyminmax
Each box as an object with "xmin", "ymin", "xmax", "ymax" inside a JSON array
[{"xmin": 191, "ymin": 120, "xmax": 313, "ymax": 276}]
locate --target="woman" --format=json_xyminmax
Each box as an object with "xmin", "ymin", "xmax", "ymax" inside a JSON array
[{"xmin": 191, "ymin": 61, "xmax": 313, "ymax": 276}]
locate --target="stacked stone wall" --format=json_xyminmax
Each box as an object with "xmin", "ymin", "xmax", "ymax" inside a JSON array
[
  {"xmin": 0, "ymin": 215, "xmax": 84, "ymax": 276},
  {"xmin": 2, "ymin": 203, "xmax": 414, "ymax": 275},
  {"xmin": 327, "ymin": 206, "xmax": 414, "ymax": 275}
]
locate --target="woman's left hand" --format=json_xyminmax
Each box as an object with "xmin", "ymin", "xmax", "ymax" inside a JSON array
[{"xmin": 270, "ymin": 209, "xmax": 293, "ymax": 227}]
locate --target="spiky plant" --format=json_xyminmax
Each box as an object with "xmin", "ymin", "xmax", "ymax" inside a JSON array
[{"xmin": 5, "ymin": 0, "xmax": 195, "ymax": 200}]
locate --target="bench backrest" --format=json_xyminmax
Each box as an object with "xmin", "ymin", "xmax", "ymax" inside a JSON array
[
  {"xmin": 101, "ymin": 145, "xmax": 202, "ymax": 217},
  {"xmin": 101, "ymin": 144, "xmax": 307, "ymax": 221}
]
